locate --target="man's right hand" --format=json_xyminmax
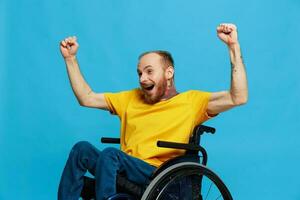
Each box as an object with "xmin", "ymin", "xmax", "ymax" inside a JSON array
[{"xmin": 60, "ymin": 36, "xmax": 79, "ymax": 59}]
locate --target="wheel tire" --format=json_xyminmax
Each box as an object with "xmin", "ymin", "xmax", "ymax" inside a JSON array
[{"xmin": 141, "ymin": 162, "xmax": 233, "ymax": 200}]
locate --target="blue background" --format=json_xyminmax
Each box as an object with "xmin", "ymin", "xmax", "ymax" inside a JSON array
[{"xmin": 1, "ymin": 0, "xmax": 299, "ymax": 199}]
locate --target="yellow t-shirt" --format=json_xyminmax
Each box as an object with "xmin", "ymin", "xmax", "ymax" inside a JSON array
[{"xmin": 104, "ymin": 89, "xmax": 211, "ymax": 167}]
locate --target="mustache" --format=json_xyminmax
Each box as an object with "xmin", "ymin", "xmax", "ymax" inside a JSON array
[{"xmin": 140, "ymin": 83, "xmax": 154, "ymax": 87}]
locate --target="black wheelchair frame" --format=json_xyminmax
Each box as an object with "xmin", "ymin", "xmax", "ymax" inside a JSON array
[{"xmin": 80, "ymin": 125, "xmax": 233, "ymax": 200}]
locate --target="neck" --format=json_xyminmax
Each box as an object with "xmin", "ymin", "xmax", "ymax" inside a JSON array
[{"xmin": 161, "ymin": 85, "xmax": 178, "ymax": 101}]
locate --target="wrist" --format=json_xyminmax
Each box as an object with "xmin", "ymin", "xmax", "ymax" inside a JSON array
[
  {"xmin": 228, "ymin": 42, "xmax": 243, "ymax": 63},
  {"xmin": 228, "ymin": 42, "xmax": 240, "ymax": 51},
  {"xmin": 64, "ymin": 55, "xmax": 76, "ymax": 62}
]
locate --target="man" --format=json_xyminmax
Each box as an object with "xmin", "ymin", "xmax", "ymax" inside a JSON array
[{"xmin": 58, "ymin": 23, "xmax": 248, "ymax": 200}]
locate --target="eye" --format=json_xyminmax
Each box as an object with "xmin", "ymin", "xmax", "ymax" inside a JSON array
[
  {"xmin": 138, "ymin": 72, "xmax": 142, "ymax": 77},
  {"xmin": 147, "ymin": 69, "xmax": 153, "ymax": 74}
]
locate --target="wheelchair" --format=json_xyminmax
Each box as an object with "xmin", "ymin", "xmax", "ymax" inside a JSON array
[{"xmin": 80, "ymin": 125, "xmax": 233, "ymax": 200}]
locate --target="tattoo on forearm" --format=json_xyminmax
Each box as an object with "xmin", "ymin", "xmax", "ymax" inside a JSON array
[
  {"xmin": 231, "ymin": 62, "xmax": 237, "ymax": 73},
  {"xmin": 240, "ymin": 55, "xmax": 245, "ymax": 65},
  {"xmin": 231, "ymin": 53, "xmax": 244, "ymax": 73}
]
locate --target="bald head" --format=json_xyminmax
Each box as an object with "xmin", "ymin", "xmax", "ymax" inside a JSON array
[{"xmin": 138, "ymin": 50, "xmax": 174, "ymax": 69}]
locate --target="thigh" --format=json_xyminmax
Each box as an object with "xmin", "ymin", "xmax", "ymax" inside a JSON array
[{"xmin": 101, "ymin": 147, "xmax": 156, "ymax": 185}]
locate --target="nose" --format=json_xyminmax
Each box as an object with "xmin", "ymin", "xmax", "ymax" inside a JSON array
[{"xmin": 139, "ymin": 73, "xmax": 148, "ymax": 83}]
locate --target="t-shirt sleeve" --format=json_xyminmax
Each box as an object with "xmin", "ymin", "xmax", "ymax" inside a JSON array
[
  {"xmin": 189, "ymin": 90, "xmax": 212, "ymax": 125},
  {"xmin": 103, "ymin": 89, "xmax": 135, "ymax": 117}
]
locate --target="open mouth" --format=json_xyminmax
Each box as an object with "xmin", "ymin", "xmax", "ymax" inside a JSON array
[{"xmin": 143, "ymin": 84, "xmax": 155, "ymax": 91}]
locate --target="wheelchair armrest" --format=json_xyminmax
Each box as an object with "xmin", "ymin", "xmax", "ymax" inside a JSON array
[
  {"xmin": 101, "ymin": 137, "xmax": 120, "ymax": 144},
  {"xmin": 157, "ymin": 141, "xmax": 204, "ymax": 151},
  {"xmin": 157, "ymin": 140, "xmax": 208, "ymax": 165}
]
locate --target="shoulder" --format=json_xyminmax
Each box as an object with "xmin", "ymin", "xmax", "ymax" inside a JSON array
[
  {"xmin": 103, "ymin": 89, "xmax": 141, "ymax": 105},
  {"xmin": 104, "ymin": 88, "xmax": 139, "ymax": 97},
  {"xmin": 184, "ymin": 90, "xmax": 211, "ymax": 98},
  {"xmin": 103, "ymin": 88, "xmax": 141, "ymax": 115}
]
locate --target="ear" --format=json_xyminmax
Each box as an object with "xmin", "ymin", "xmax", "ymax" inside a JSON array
[{"xmin": 165, "ymin": 66, "xmax": 174, "ymax": 80}]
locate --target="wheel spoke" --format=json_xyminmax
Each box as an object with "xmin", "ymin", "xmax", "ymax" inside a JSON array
[{"xmin": 204, "ymin": 182, "xmax": 213, "ymax": 200}]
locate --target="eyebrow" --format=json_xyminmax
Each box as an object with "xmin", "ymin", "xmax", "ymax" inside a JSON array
[{"xmin": 137, "ymin": 65, "xmax": 153, "ymax": 73}]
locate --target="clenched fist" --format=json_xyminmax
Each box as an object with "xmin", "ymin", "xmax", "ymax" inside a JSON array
[
  {"xmin": 217, "ymin": 23, "xmax": 238, "ymax": 47},
  {"xmin": 60, "ymin": 36, "xmax": 79, "ymax": 59}
]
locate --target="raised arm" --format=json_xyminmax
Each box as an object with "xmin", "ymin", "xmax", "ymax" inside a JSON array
[
  {"xmin": 207, "ymin": 23, "xmax": 248, "ymax": 115},
  {"xmin": 60, "ymin": 36, "xmax": 109, "ymax": 110}
]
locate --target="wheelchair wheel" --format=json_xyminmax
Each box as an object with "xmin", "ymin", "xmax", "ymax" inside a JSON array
[{"xmin": 141, "ymin": 162, "xmax": 232, "ymax": 200}]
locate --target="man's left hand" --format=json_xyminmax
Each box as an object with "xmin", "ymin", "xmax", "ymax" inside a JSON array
[{"xmin": 217, "ymin": 23, "xmax": 239, "ymax": 47}]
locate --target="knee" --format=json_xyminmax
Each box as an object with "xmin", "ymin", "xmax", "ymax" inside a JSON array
[
  {"xmin": 101, "ymin": 147, "xmax": 120, "ymax": 159},
  {"xmin": 71, "ymin": 141, "xmax": 92, "ymax": 153}
]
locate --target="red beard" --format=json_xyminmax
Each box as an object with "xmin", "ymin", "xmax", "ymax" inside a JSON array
[{"xmin": 141, "ymin": 78, "xmax": 168, "ymax": 104}]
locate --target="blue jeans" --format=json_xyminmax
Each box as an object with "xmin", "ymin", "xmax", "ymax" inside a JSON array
[{"xmin": 58, "ymin": 141, "xmax": 156, "ymax": 200}]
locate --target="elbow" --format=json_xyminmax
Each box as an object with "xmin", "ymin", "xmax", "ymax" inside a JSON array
[
  {"xmin": 78, "ymin": 100, "xmax": 86, "ymax": 107},
  {"xmin": 77, "ymin": 95, "xmax": 90, "ymax": 107},
  {"xmin": 77, "ymin": 92, "xmax": 98, "ymax": 107},
  {"xmin": 230, "ymin": 90, "xmax": 248, "ymax": 106},
  {"xmin": 78, "ymin": 99, "xmax": 87, "ymax": 107},
  {"xmin": 232, "ymin": 96, "xmax": 248, "ymax": 106}
]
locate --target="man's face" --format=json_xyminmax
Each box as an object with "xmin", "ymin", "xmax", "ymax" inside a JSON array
[{"xmin": 137, "ymin": 53, "xmax": 168, "ymax": 104}]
